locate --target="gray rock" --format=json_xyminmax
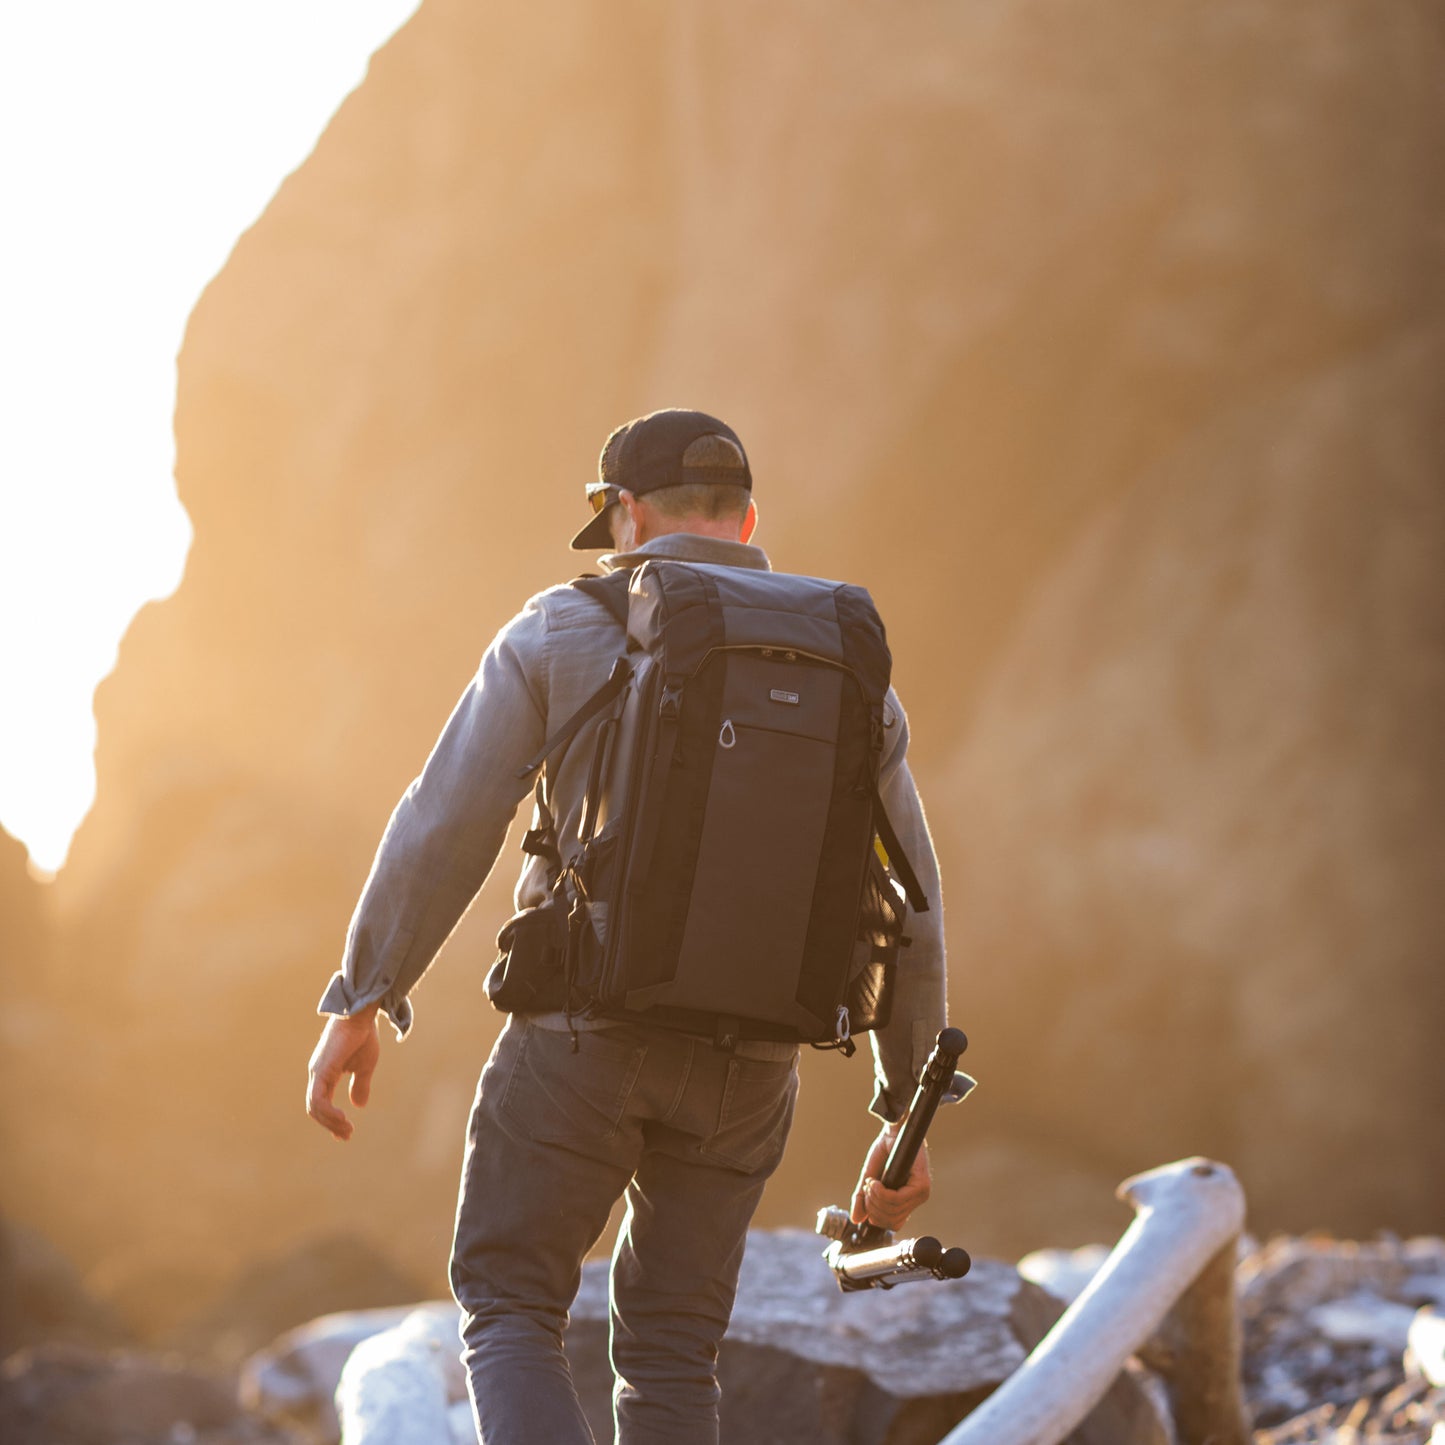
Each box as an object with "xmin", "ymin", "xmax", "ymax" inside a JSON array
[
  {"xmin": 338, "ymin": 1309, "xmax": 461, "ymax": 1445},
  {"xmin": 576, "ymin": 1229, "xmax": 1030, "ymax": 1398},
  {"xmin": 1241, "ymin": 1235, "xmax": 1445, "ymax": 1438},
  {"xmin": 568, "ymin": 1230, "xmax": 1050, "ymax": 1445},
  {"xmin": 1016, "ymin": 1244, "xmax": 1112, "ymax": 1307},
  {"xmin": 1307, "ymin": 1293, "xmax": 1418, "ymax": 1354},
  {"xmin": 241, "ymin": 1304, "xmax": 422, "ymax": 1438}
]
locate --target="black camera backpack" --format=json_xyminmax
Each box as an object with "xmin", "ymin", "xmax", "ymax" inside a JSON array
[{"xmin": 501, "ymin": 558, "xmax": 928, "ymax": 1051}]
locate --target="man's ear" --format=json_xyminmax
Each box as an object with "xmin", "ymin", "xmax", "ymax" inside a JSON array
[
  {"xmin": 739, "ymin": 498, "xmax": 759, "ymax": 544},
  {"xmin": 612, "ymin": 490, "xmax": 642, "ymax": 549}
]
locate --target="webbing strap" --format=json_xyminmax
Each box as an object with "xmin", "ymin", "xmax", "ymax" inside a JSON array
[
  {"xmin": 873, "ymin": 785, "xmax": 930, "ymax": 914},
  {"xmin": 515, "ymin": 656, "xmax": 633, "ymax": 780},
  {"xmin": 519, "ymin": 775, "xmax": 563, "ymax": 877},
  {"xmin": 578, "ymin": 713, "xmax": 617, "ymax": 847}
]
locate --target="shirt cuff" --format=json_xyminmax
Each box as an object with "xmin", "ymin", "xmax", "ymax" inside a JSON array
[
  {"xmin": 870, "ymin": 1061, "xmax": 975, "ymax": 1123},
  {"xmin": 869, "ymin": 1080, "xmax": 905, "ymax": 1124},
  {"xmin": 317, "ymin": 970, "xmax": 414, "ymax": 1039}
]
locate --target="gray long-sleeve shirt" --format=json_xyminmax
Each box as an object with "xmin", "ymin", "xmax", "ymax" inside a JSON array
[{"xmin": 319, "ymin": 532, "xmax": 947, "ymax": 1120}]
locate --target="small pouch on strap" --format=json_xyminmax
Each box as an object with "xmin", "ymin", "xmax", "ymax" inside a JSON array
[{"xmin": 484, "ymin": 901, "xmax": 571, "ymax": 1013}]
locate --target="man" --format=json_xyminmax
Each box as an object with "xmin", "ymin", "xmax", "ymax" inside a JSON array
[{"xmin": 305, "ymin": 409, "xmax": 947, "ymax": 1444}]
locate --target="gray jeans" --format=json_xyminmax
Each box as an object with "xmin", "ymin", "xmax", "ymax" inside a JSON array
[{"xmin": 449, "ymin": 1016, "xmax": 800, "ymax": 1445}]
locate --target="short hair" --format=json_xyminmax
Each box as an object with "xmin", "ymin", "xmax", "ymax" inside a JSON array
[{"xmin": 642, "ymin": 483, "xmax": 751, "ymax": 525}]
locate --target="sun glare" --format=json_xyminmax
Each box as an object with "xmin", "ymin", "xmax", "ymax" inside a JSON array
[{"xmin": 0, "ymin": 1, "xmax": 421, "ymax": 879}]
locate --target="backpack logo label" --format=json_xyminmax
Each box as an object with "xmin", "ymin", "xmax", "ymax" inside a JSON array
[{"xmin": 770, "ymin": 689, "xmax": 801, "ymax": 706}]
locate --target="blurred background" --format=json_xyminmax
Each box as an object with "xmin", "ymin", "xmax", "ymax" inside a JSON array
[{"xmin": 2, "ymin": 0, "xmax": 1441, "ymax": 1359}]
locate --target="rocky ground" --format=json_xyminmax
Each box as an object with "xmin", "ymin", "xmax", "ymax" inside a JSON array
[
  {"xmin": 1239, "ymin": 1237, "xmax": 1445, "ymax": 1445},
  {"xmin": 1, "ymin": 1220, "xmax": 1441, "ymax": 1444}
]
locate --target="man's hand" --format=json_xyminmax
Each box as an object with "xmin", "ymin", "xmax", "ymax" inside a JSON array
[
  {"xmin": 850, "ymin": 1125, "xmax": 931, "ymax": 1231},
  {"xmin": 306, "ymin": 1006, "xmax": 381, "ymax": 1142}
]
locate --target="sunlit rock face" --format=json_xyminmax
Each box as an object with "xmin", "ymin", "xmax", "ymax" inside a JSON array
[
  {"xmin": 28, "ymin": 0, "xmax": 1445, "ymax": 1291},
  {"xmin": 0, "ymin": 828, "xmax": 51, "ymax": 983},
  {"xmin": 0, "ymin": 828, "xmax": 57, "ymax": 1190},
  {"xmin": 943, "ymin": 335, "xmax": 1445, "ymax": 1227}
]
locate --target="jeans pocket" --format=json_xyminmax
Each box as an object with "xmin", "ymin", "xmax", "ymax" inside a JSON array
[
  {"xmin": 700, "ymin": 1053, "xmax": 799, "ymax": 1174},
  {"xmin": 501, "ymin": 1023, "xmax": 646, "ymax": 1154}
]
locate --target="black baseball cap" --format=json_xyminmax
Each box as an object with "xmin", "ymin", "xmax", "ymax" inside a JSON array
[{"xmin": 570, "ymin": 408, "xmax": 752, "ymax": 550}]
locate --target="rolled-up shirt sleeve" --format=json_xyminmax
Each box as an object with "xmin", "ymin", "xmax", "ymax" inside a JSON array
[
  {"xmin": 868, "ymin": 689, "xmax": 948, "ymax": 1122},
  {"xmin": 317, "ymin": 599, "xmax": 552, "ymax": 1037}
]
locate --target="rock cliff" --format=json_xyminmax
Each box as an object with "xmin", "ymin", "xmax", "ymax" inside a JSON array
[{"xmin": 7, "ymin": 0, "xmax": 1441, "ymax": 1291}]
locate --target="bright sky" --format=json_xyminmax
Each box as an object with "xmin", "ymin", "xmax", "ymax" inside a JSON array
[{"xmin": 0, "ymin": 2, "xmax": 421, "ymax": 878}]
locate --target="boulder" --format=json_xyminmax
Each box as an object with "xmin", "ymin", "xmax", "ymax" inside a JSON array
[
  {"xmin": 242, "ymin": 1304, "xmax": 417, "ymax": 1442},
  {"xmin": 337, "ymin": 1307, "xmax": 462, "ymax": 1445}
]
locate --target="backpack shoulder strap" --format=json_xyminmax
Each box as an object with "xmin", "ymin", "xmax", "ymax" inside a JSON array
[
  {"xmin": 515, "ymin": 655, "xmax": 633, "ymax": 780},
  {"xmin": 571, "ymin": 568, "xmax": 632, "ymax": 629},
  {"xmin": 512, "ymin": 570, "xmax": 636, "ymax": 781}
]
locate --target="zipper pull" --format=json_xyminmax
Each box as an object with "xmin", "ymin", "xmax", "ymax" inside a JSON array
[
  {"xmin": 719, "ymin": 719, "xmax": 737, "ymax": 749},
  {"xmin": 835, "ymin": 1005, "xmax": 851, "ymax": 1044}
]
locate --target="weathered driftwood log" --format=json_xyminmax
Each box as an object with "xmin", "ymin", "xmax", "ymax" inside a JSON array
[{"xmin": 939, "ymin": 1157, "xmax": 1249, "ymax": 1445}]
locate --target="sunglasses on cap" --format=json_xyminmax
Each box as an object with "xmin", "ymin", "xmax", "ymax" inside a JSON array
[{"xmin": 586, "ymin": 482, "xmax": 623, "ymax": 516}]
